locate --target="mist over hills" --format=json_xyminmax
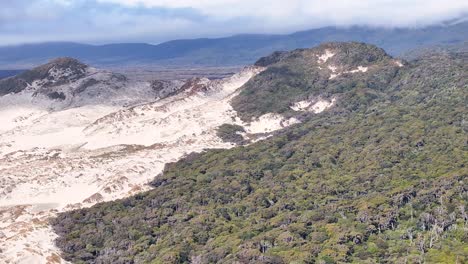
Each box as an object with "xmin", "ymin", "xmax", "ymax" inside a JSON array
[{"xmin": 0, "ymin": 21, "xmax": 466, "ymax": 69}]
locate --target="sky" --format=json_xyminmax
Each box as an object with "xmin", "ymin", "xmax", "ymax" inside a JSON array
[{"xmin": 1, "ymin": 0, "xmax": 467, "ymax": 46}]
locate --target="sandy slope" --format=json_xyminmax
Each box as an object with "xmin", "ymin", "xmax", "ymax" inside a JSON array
[
  {"xmin": 0, "ymin": 52, "xmax": 345, "ymax": 263},
  {"xmin": 0, "ymin": 66, "xmax": 271, "ymax": 264},
  {"xmin": 0, "ymin": 58, "xmax": 349, "ymax": 263}
]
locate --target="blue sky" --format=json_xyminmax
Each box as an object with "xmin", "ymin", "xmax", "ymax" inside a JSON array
[{"xmin": 1, "ymin": 0, "xmax": 467, "ymax": 45}]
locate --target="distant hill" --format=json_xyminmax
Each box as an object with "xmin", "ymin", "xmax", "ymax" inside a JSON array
[
  {"xmin": 401, "ymin": 41, "xmax": 468, "ymax": 60},
  {"xmin": 0, "ymin": 21, "xmax": 466, "ymax": 68}
]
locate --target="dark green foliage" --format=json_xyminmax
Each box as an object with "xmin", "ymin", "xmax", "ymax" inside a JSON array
[
  {"xmin": 0, "ymin": 77, "xmax": 28, "ymax": 95},
  {"xmin": 47, "ymin": 91, "xmax": 66, "ymax": 100},
  {"xmin": 401, "ymin": 41, "xmax": 468, "ymax": 61},
  {"xmin": 51, "ymin": 48, "xmax": 467, "ymax": 264},
  {"xmin": 254, "ymin": 51, "xmax": 289, "ymax": 67},
  {"xmin": 73, "ymin": 78, "xmax": 99, "ymax": 95},
  {"xmin": 216, "ymin": 124, "xmax": 246, "ymax": 144}
]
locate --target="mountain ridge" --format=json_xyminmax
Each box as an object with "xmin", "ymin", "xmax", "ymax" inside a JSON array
[{"xmin": 0, "ymin": 21, "xmax": 466, "ymax": 68}]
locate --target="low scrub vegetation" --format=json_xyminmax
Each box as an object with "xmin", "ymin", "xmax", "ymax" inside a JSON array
[{"xmin": 52, "ymin": 46, "xmax": 467, "ymax": 264}]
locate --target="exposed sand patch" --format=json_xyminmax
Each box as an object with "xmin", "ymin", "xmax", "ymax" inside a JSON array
[
  {"xmin": 318, "ymin": 50, "xmax": 335, "ymax": 63},
  {"xmin": 290, "ymin": 98, "xmax": 336, "ymax": 113}
]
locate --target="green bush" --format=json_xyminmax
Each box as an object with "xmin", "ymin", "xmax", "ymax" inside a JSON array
[{"xmin": 51, "ymin": 46, "xmax": 467, "ymax": 264}]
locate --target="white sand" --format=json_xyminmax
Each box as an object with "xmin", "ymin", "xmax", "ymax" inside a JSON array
[
  {"xmin": 0, "ymin": 64, "xmax": 337, "ymax": 263},
  {"xmin": 318, "ymin": 50, "xmax": 335, "ymax": 63}
]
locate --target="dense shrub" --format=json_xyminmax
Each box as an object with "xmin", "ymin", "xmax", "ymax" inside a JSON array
[{"xmin": 52, "ymin": 47, "xmax": 467, "ymax": 264}]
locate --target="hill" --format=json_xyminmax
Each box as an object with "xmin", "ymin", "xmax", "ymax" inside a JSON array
[
  {"xmin": 0, "ymin": 56, "xmax": 266, "ymax": 263},
  {"xmin": 51, "ymin": 43, "xmax": 467, "ymax": 263},
  {"xmin": 0, "ymin": 21, "xmax": 466, "ymax": 68}
]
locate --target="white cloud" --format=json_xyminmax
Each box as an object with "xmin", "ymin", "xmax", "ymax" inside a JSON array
[
  {"xmin": 96, "ymin": 0, "xmax": 468, "ymax": 27},
  {"xmin": 0, "ymin": 0, "xmax": 467, "ymax": 45}
]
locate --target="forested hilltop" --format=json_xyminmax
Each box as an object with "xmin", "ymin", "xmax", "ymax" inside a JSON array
[{"xmin": 52, "ymin": 43, "xmax": 467, "ymax": 264}]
